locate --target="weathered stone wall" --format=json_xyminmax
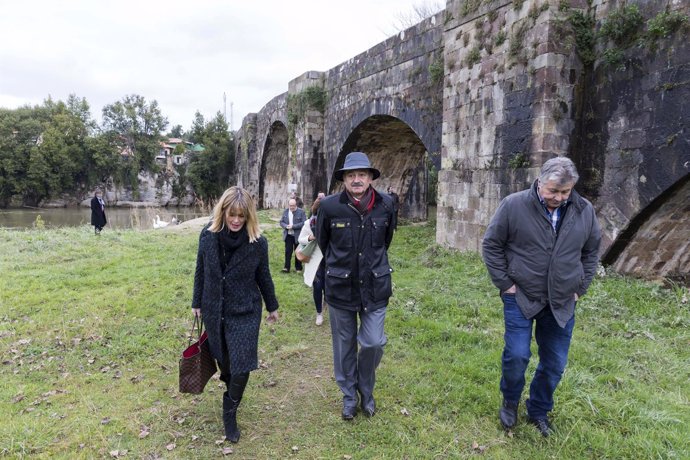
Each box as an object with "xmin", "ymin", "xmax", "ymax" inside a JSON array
[
  {"xmin": 288, "ymin": 71, "xmax": 328, "ymax": 206},
  {"xmin": 577, "ymin": 0, "xmax": 690, "ymax": 279},
  {"xmin": 437, "ymin": 0, "xmax": 690, "ymax": 282},
  {"xmin": 438, "ymin": 0, "xmax": 581, "ymax": 251},
  {"xmin": 235, "ymin": 0, "xmax": 690, "ymax": 281},
  {"xmin": 611, "ymin": 177, "xmax": 690, "ymax": 281},
  {"xmin": 235, "ymin": 113, "xmax": 258, "ymax": 192},
  {"xmin": 323, "ymin": 12, "xmax": 444, "ymax": 219},
  {"xmin": 235, "ymin": 94, "xmax": 291, "ymax": 208},
  {"xmin": 236, "ymin": 13, "xmax": 445, "ymax": 219}
]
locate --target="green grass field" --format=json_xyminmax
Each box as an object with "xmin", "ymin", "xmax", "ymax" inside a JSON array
[{"xmin": 0, "ymin": 215, "xmax": 688, "ymax": 459}]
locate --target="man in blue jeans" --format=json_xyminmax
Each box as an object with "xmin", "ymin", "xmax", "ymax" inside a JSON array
[{"xmin": 482, "ymin": 157, "xmax": 601, "ymax": 436}]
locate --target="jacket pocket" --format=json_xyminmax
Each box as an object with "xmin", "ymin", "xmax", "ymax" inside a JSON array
[
  {"xmin": 330, "ymin": 218, "xmax": 353, "ymax": 248},
  {"xmin": 371, "ymin": 264, "xmax": 393, "ymax": 302},
  {"xmin": 325, "ymin": 267, "xmax": 352, "ymax": 304},
  {"xmin": 370, "ymin": 217, "xmax": 388, "ymax": 247}
]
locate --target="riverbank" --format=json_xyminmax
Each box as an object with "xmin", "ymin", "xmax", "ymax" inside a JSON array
[{"xmin": 0, "ymin": 220, "xmax": 688, "ymax": 458}]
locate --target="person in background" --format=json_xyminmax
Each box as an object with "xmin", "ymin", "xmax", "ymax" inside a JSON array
[
  {"xmin": 316, "ymin": 151, "xmax": 395, "ymax": 420},
  {"xmin": 279, "ymin": 198, "xmax": 307, "ymax": 273},
  {"xmin": 90, "ymin": 189, "xmax": 107, "ymax": 235},
  {"xmin": 386, "ymin": 186, "xmax": 400, "ymax": 231},
  {"xmin": 482, "ymin": 156, "xmax": 601, "ymax": 437},
  {"xmin": 311, "ymin": 191, "xmax": 326, "ymax": 217},
  {"xmin": 298, "ymin": 198, "xmax": 325, "ymax": 325},
  {"xmin": 290, "ymin": 192, "xmax": 304, "ymax": 209},
  {"xmin": 192, "ymin": 186, "xmax": 279, "ymax": 443}
]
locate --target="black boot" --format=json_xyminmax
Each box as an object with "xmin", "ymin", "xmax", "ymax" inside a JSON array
[
  {"xmin": 223, "ymin": 373, "xmax": 249, "ymax": 443},
  {"xmin": 222, "ymin": 392, "xmax": 241, "ymax": 443},
  {"xmin": 499, "ymin": 399, "xmax": 519, "ymax": 429}
]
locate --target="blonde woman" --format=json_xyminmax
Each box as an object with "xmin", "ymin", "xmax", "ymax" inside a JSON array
[{"xmin": 192, "ymin": 186, "xmax": 279, "ymax": 443}]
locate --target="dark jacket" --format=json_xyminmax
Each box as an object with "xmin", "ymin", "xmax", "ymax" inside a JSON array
[
  {"xmin": 316, "ymin": 189, "xmax": 395, "ymax": 312},
  {"xmin": 482, "ymin": 181, "xmax": 601, "ymax": 327},
  {"xmin": 192, "ymin": 225, "xmax": 278, "ymax": 373},
  {"xmin": 90, "ymin": 196, "xmax": 107, "ymax": 228},
  {"xmin": 279, "ymin": 207, "xmax": 307, "ymax": 241}
]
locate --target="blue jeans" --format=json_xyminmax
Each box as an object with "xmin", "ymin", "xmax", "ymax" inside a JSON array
[{"xmin": 500, "ymin": 294, "xmax": 574, "ymax": 420}]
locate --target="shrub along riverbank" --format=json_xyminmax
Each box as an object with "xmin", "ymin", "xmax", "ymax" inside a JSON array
[{"xmin": 0, "ymin": 215, "xmax": 688, "ymax": 458}]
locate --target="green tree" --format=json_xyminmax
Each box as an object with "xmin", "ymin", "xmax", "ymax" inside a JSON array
[
  {"xmin": 187, "ymin": 111, "xmax": 205, "ymax": 144},
  {"xmin": 101, "ymin": 94, "xmax": 168, "ymax": 179},
  {"xmin": 185, "ymin": 112, "xmax": 235, "ymax": 202},
  {"xmin": 0, "ymin": 103, "xmax": 52, "ymax": 206},
  {"xmin": 168, "ymin": 124, "xmax": 184, "ymax": 138}
]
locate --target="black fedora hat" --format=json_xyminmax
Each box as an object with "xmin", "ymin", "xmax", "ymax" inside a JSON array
[{"xmin": 334, "ymin": 152, "xmax": 381, "ymax": 181}]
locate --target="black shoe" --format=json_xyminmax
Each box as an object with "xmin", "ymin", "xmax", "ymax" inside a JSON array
[
  {"xmin": 342, "ymin": 405, "xmax": 357, "ymax": 420},
  {"xmin": 527, "ymin": 417, "xmax": 552, "ymax": 437},
  {"xmin": 499, "ymin": 400, "xmax": 518, "ymax": 429},
  {"xmin": 360, "ymin": 396, "xmax": 376, "ymax": 417}
]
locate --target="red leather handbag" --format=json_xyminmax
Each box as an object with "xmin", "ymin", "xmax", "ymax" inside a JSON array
[{"xmin": 179, "ymin": 316, "xmax": 217, "ymax": 394}]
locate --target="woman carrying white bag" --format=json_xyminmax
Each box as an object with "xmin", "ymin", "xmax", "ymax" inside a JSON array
[{"xmin": 296, "ymin": 205, "xmax": 326, "ymax": 325}]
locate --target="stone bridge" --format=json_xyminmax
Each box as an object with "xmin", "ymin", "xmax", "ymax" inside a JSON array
[{"xmin": 235, "ymin": 0, "xmax": 690, "ymax": 281}]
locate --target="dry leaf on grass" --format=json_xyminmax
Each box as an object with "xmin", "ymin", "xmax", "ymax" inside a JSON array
[
  {"xmin": 471, "ymin": 441, "xmax": 487, "ymax": 453},
  {"xmin": 221, "ymin": 447, "xmax": 233, "ymax": 455},
  {"xmin": 400, "ymin": 407, "xmax": 410, "ymax": 416},
  {"xmin": 165, "ymin": 443, "xmax": 176, "ymax": 451}
]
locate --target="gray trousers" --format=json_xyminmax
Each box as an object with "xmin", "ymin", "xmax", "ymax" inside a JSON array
[{"xmin": 329, "ymin": 305, "xmax": 387, "ymax": 407}]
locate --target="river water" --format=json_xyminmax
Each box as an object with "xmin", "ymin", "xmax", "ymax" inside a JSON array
[{"xmin": 0, "ymin": 206, "xmax": 210, "ymax": 230}]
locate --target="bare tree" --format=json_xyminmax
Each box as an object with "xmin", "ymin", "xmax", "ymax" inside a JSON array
[{"xmin": 387, "ymin": 1, "xmax": 445, "ymax": 34}]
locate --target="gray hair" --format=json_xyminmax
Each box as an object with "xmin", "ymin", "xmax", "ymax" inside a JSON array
[{"xmin": 538, "ymin": 157, "xmax": 579, "ymax": 186}]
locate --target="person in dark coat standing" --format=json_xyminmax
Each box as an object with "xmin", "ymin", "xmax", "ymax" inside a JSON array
[
  {"xmin": 316, "ymin": 152, "xmax": 395, "ymax": 420},
  {"xmin": 192, "ymin": 186, "xmax": 279, "ymax": 443},
  {"xmin": 279, "ymin": 198, "xmax": 307, "ymax": 273},
  {"xmin": 90, "ymin": 189, "xmax": 107, "ymax": 234},
  {"xmin": 482, "ymin": 157, "xmax": 601, "ymax": 437}
]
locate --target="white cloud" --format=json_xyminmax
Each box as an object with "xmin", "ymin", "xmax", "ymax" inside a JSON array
[{"xmin": 0, "ymin": 0, "xmax": 442, "ymax": 131}]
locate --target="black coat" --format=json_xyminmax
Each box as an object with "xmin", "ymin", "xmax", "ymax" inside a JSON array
[
  {"xmin": 316, "ymin": 189, "xmax": 395, "ymax": 312},
  {"xmin": 90, "ymin": 196, "xmax": 107, "ymax": 228},
  {"xmin": 192, "ymin": 225, "xmax": 279, "ymax": 374}
]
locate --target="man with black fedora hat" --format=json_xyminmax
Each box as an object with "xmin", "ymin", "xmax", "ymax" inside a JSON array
[{"xmin": 316, "ymin": 151, "xmax": 396, "ymax": 420}]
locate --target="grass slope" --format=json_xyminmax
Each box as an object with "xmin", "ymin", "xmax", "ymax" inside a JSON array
[{"xmin": 0, "ymin": 217, "xmax": 688, "ymax": 459}]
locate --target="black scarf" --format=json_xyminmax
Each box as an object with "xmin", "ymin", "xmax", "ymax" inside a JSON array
[{"xmin": 218, "ymin": 225, "xmax": 248, "ymax": 271}]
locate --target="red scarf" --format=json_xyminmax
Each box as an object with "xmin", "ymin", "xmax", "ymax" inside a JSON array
[{"xmin": 347, "ymin": 187, "xmax": 375, "ymax": 215}]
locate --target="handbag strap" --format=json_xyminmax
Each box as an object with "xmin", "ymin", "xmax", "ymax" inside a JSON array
[{"xmin": 188, "ymin": 315, "xmax": 204, "ymax": 346}]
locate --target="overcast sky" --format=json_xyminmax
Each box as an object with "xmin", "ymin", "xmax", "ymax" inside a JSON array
[{"xmin": 0, "ymin": 0, "xmax": 441, "ymax": 133}]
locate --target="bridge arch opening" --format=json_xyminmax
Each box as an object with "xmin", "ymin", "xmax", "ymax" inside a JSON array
[
  {"xmin": 604, "ymin": 174, "xmax": 690, "ymax": 284},
  {"xmin": 258, "ymin": 121, "xmax": 289, "ymax": 209},
  {"xmin": 331, "ymin": 115, "xmax": 433, "ymax": 221}
]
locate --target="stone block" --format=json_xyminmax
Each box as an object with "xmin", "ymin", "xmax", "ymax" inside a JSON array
[{"xmin": 620, "ymin": 129, "xmax": 647, "ymax": 150}]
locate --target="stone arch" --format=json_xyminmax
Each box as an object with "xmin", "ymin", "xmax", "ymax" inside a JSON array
[
  {"xmin": 604, "ymin": 174, "xmax": 690, "ymax": 284},
  {"xmin": 258, "ymin": 121, "xmax": 289, "ymax": 209},
  {"xmin": 330, "ymin": 115, "xmax": 430, "ymax": 220}
]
